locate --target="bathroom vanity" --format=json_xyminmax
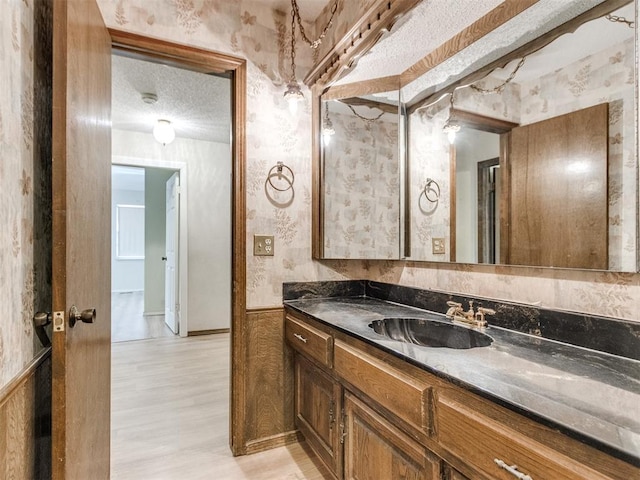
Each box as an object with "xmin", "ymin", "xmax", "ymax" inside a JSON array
[{"xmin": 283, "ymin": 281, "xmax": 640, "ymax": 480}]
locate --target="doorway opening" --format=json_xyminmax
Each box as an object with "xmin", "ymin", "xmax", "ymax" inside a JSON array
[{"xmin": 110, "ymin": 164, "xmax": 183, "ymax": 342}]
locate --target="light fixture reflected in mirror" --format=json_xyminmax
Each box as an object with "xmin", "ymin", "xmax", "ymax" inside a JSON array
[
  {"xmin": 153, "ymin": 119, "xmax": 175, "ymax": 146},
  {"xmin": 442, "ymin": 91, "xmax": 460, "ymax": 144},
  {"xmin": 322, "ymin": 103, "xmax": 335, "ymax": 145}
]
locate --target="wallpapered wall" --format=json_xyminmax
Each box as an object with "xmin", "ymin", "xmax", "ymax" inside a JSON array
[
  {"xmin": 323, "ymin": 106, "xmax": 399, "ymax": 259},
  {"xmin": 96, "ymin": 0, "xmax": 640, "ymax": 323},
  {"xmin": 0, "ymin": 0, "xmax": 51, "ymax": 391}
]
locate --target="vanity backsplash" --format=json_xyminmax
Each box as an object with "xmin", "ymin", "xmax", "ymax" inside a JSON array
[{"xmin": 283, "ymin": 280, "xmax": 640, "ymax": 361}]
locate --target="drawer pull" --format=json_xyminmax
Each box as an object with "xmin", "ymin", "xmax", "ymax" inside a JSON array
[
  {"xmin": 494, "ymin": 459, "xmax": 533, "ymax": 480},
  {"xmin": 293, "ymin": 333, "xmax": 308, "ymax": 343}
]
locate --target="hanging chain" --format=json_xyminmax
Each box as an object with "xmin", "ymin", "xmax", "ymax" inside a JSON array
[
  {"xmin": 346, "ymin": 104, "xmax": 385, "ymax": 123},
  {"xmin": 291, "ymin": 0, "xmax": 339, "ymax": 49},
  {"xmin": 289, "ymin": 6, "xmax": 297, "ymax": 82},
  {"xmin": 606, "ymin": 14, "xmax": 634, "ymax": 28},
  {"xmin": 470, "ymin": 56, "xmax": 527, "ymax": 94}
]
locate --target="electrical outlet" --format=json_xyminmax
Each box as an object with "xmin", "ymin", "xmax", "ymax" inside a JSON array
[
  {"xmin": 254, "ymin": 235, "xmax": 274, "ymax": 256},
  {"xmin": 432, "ymin": 237, "xmax": 446, "ymax": 254}
]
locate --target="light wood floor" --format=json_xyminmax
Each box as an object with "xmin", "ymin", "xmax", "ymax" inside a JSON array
[
  {"xmin": 112, "ymin": 291, "xmax": 175, "ymax": 343},
  {"xmin": 111, "ymin": 333, "xmax": 330, "ymax": 479}
]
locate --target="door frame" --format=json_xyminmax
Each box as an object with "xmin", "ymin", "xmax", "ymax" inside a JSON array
[
  {"xmin": 112, "ymin": 158, "xmax": 189, "ymax": 337},
  {"xmin": 109, "ymin": 30, "xmax": 247, "ymax": 453}
]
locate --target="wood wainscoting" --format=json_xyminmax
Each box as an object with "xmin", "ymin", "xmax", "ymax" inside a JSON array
[
  {"xmin": 243, "ymin": 307, "xmax": 298, "ymax": 454},
  {"xmin": 0, "ymin": 348, "xmax": 52, "ymax": 479}
]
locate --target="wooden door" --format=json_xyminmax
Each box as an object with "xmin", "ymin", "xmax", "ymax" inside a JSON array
[
  {"xmin": 295, "ymin": 356, "xmax": 342, "ymax": 478},
  {"xmin": 164, "ymin": 172, "xmax": 180, "ymax": 334},
  {"xmin": 52, "ymin": 0, "xmax": 112, "ymax": 478},
  {"xmin": 343, "ymin": 392, "xmax": 439, "ymax": 480},
  {"xmin": 504, "ymin": 104, "xmax": 608, "ymax": 269}
]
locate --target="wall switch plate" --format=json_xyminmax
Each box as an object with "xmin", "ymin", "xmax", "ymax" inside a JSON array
[
  {"xmin": 432, "ymin": 237, "xmax": 446, "ymax": 254},
  {"xmin": 254, "ymin": 235, "xmax": 274, "ymax": 256}
]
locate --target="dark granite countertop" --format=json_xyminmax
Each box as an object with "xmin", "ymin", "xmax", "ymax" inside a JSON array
[{"xmin": 283, "ymin": 294, "xmax": 640, "ymax": 466}]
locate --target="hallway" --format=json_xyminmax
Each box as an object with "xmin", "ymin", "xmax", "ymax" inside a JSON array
[
  {"xmin": 111, "ymin": 333, "xmax": 329, "ymax": 479},
  {"xmin": 112, "ymin": 291, "xmax": 175, "ymax": 343}
]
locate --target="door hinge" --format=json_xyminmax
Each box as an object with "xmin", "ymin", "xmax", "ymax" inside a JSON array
[{"xmin": 52, "ymin": 311, "xmax": 65, "ymax": 332}]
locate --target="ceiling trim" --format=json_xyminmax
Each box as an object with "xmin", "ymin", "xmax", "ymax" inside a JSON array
[
  {"xmin": 303, "ymin": 0, "xmax": 421, "ymax": 87},
  {"xmin": 322, "ymin": 74, "xmax": 400, "ymax": 100}
]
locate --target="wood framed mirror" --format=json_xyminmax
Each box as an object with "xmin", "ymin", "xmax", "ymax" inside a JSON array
[{"xmin": 312, "ymin": 0, "xmax": 638, "ymax": 273}]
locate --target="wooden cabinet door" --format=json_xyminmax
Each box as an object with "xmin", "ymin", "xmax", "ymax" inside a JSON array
[
  {"xmin": 343, "ymin": 392, "xmax": 440, "ymax": 480},
  {"xmin": 51, "ymin": 0, "xmax": 112, "ymax": 478},
  {"xmin": 295, "ymin": 356, "xmax": 342, "ymax": 478}
]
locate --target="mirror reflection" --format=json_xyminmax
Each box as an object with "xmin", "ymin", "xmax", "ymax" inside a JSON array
[
  {"xmin": 321, "ymin": 92, "xmax": 401, "ymax": 259},
  {"xmin": 405, "ymin": 2, "xmax": 636, "ymax": 270},
  {"xmin": 316, "ymin": 0, "xmax": 637, "ymax": 272}
]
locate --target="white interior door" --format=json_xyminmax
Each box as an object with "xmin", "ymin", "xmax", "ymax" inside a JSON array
[{"xmin": 165, "ymin": 172, "xmax": 180, "ymax": 333}]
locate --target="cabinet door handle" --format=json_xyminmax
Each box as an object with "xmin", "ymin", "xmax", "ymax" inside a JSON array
[
  {"xmin": 494, "ymin": 459, "xmax": 533, "ymax": 480},
  {"xmin": 293, "ymin": 333, "xmax": 307, "ymax": 343}
]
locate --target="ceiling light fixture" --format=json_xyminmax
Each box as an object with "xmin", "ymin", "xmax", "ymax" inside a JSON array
[
  {"xmin": 442, "ymin": 92, "xmax": 460, "ymax": 145},
  {"xmin": 141, "ymin": 92, "xmax": 158, "ymax": 104},
  {"xmin": 285, "ymin": 0, "xmax": 338, "ymax": 113},
  {"xmin": 153, "ymin": 119, "xmax": 175, "ymax": 146}
]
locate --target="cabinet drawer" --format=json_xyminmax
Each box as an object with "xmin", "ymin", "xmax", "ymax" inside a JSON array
[
  {"xmin": 334, "ymin": 340, "xmax": 433, "ymax": 433},
  {"xmin": 285, "ymin": 315, "xmax": 333, "ymax": 367},
  {"xmin": 437, "ymin": 395, "xmax": 613, "ymax": 480}
]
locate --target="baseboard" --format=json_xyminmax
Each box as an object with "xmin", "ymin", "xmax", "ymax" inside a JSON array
[
  {"xmin": 143, "ymin": 311, "xmax": 164, "ymax": 317},
  {"xmin": 111, "ymin": 289, "xmax": 144, "ymax": 294},
  {"xmin": 244, "ymin": 430, "xmax": 301, "ymax": 455},
  {"xmin": 188, "ymin": 328, "xmax": 231, "ymax": 336}
]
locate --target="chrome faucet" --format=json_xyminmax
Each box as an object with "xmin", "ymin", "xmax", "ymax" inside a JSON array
[{"xmin": 446, "ymin": 300, "xmax": 494, "ymax": 327}]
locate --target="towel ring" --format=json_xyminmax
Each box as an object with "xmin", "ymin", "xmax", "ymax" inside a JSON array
[
  {"xmin": 423, "ymin": 178, "xmax": 440, "ymax": 203},
  {"xmin": 267, "ymin": 161, "xmax": 295, "ymax": 192}
]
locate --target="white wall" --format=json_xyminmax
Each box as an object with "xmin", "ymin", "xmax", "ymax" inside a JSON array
[
  {"xmin": 111, "ymin": 186, "xmax": 145, "ymax": 292},
  {"xmin": 113, "ymin": 129, "xmax": 232, "ymax": 332},
  {"xmin": 455, "ymin": 129, "xmax": 500, "ymax": 263}
]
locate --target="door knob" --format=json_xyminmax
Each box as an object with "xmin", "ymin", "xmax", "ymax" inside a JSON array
[
  {"xmin": 33, "ymin": 312, "xmax": 52, "ymax": 347},
  {"xmin": 69, "ymin": 305, "xmax": 96, "ymax": 328}
]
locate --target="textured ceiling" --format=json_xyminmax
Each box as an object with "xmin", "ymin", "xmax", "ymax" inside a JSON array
[
  {"xmin": 401, "ymin": 0, "xmax": 616, "ymax": 102},
  {"xmin": 335, "ymin": 0, "xmax": 505, "ymax": 85},
  {"xmin": 111, "ymin": 54, "xmax": 231, "ymax": 143}
]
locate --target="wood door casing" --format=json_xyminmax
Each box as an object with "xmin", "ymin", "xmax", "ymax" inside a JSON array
[
  {"xmin": 52, "ymin": 0, "xmax": 112, "ymax": 478},
  {"xmin": 504, "ymin": 103, "xmax": 608, "ymax": 269}
]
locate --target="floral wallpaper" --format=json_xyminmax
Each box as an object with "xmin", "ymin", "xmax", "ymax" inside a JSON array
[
  {"xmin": 407, "ymin": 104, "xmax": 452, "ymax": 261},
  {"xmin": 0, "ymin": 0, "xmax": 52, "ymax": 390},
  {"xmin": 323, "ymin": 103, "xmax": 399, "ymax": 259},
  {"xmin": 95, "ymin": 0, "xmax": 640, "ymax": 325}
]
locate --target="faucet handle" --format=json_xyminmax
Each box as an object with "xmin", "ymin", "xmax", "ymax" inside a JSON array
[
  {"xmin": 445, "ymin": 301, "xmax": 462, "ymax": 317},
  {"xmin": 477, "ymin": 307, "xmax": 495, "ymax": 315},
  {"xmin": 475, "ymin": 307, "xmax": 495, "ymax": 326}
]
